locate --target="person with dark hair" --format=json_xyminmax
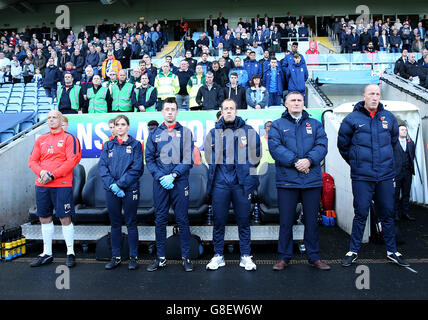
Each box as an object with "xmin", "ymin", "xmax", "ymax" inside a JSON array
[
  {"xmin": 228, "ymin": 57, "xmax": 248, "ymax": 88},
  {"xmin": 99, "ymin": 115, "xmax": 144, "ymax": 270},
  {"xmin": 246, "ymin": 74, "xmax": 268, "ymax": 109},
  {"xmin": 223, "ymin": 72, "xmax": 246, "ymax": 109},
  {"xmin": 263, "ymin": 57, "xmax": 284, "ymax": 106},
  {"xmin": 285, "ymin": 53, "xmax": 308, "ymax": 101},
  {"xmin": 196, "ymin": 71, "xmax": 224, "ymax": 110},
  {"xmin": 211, "ymin": 60, "xmax": 228, "ymax": 87},
  {"xmin": 394, "ymin": 124, "xmax": 416, "ymax": 221},
  {"xmin": 184, "ymin": 50, "xmax": 197, "ymax": 71},
  {"xmin": 244, "ymin": 51, "xmax": 262, "ymax": 88},
  {"xmin": 205, "ymin": 99, "xmax": 261, "ymax": 271},
  {"xmin": 221, "ymin": 49, "xmax": 235, "ymax": 70},
  {"xmin": 338, "ymin": 84, "xmax": 410, "ymax": 268},
  {"xmin": 57, "ymin": 72, "xmax": 84, "ymax": 114},
  {"xmin": 145, "ymin": 97, "xmax": 195, "ymax": 272},
  {"xmin": 43, "ymin": 57, "xmax": 61, "ymax": 103}
]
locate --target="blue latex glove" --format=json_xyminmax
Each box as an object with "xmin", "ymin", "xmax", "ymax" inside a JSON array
[
  {"xmin": 110, "ymin": 183, "xmax": 121, "ymax": 195},
  {"xmin": 116, "ymin": 190, "xmax": 125, "ymax": 198},
  {"xmin": 160, "ymin": 174, "xmax": 175, "ymax": 189}
]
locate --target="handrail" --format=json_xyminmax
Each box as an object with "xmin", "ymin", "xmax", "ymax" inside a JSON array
[
  {"xmin": 308, "ymin": 79, "xmax": 334, "ymax": 108},
  {"xmin": 0, "ymin": 119, "xmax": 47, "ymax": 149},
  {"xmin": 383, "ymin": 70, "xmax": 428, "ymax": 94}
]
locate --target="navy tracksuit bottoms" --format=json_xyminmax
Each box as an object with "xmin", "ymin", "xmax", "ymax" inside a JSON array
[
  {"xmin": 153, "ymin": 178, "xmax": 191, "ymax": 258},
  {"xmin": 106, "ymin": 189, "xmax": 139, "ymax": 257},
  {"xmin": 212, "ymin": 186, "xmax": 251, "ymax": 256},
  {"xmin": 277, "ymin": 187, "xmax": 321, "ymax": 263},
  {"xmin": 350, "ymin": 179, "xmax": 397, "ymax": 253}
]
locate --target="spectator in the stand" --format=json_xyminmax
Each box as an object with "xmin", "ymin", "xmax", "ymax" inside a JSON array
[
  {"xmin": 271, "ymin": 27, "xmax": 282, "ymax": 53},
  {"xmin": 401, "ymin": 29, "xmax": 412, "ymax": 52},
  {"xmin": 394, "ymin": 49, "xmax": 408, "ymax": 75},
  {"xmin": 129, "ymin": 66, "xmax": 142, "ymax": 84},
  {"xmin": 244, "ymin": 51, "xmax": 262, "ymax": 87},
  {"xmin": 80, "ymin": 65, "xmax": 95, "ymax": 102},
  {"xmin": 233, "ymin": 33, "xmax": 245, "ymax": 54},
  {"xmin": 111, "ymin": 69, "xmax": 134, "ymax": 112},
  {"xmin": 22, "ymin": 57, "xmax": 34, "ymax": 84},
  {"xmin": 138, "ymin": 60, "xmax": 155, "ymax": 86},
  {"xmin": 221, "ymin": 32, "xmax": 234, "ymax": 52},
  {"xmin": 379, "ymin": 29, "xmax": 389, "ymax": 52},
  {"xmin": 105, "ymin": 70, "xmax": 118, "ymax": 96},
  {"xmin": 34, "ymin": 49, "xmax": 47, "ymax": 74},
  {"xmin": 389, "ymin": 29, "xmax": 402, "ymax": 53},
  {"xmin": 184, "ymin": 50, "xmax": 197, "ymax": 71},
  {"xmin": 418, "ymin": 49, "xmax": 428, "ymax": 64},
  {"xmin": 221, "ymin": 49, "xmax": 235, "ymax": 70},
  {"xmin": 86, "ymin": 74, "xmax": 112, "ymax": 113},
  {"xmin": 11, "ymin": 59, "xmax": 23, "ymax": 83},
  {"xmin": 285, "ymin": 53, "xmax": 308, "ymax": 100},
  {"xmin": 57, "ymin": 72, "xmax": 84, "ymax": 114},
  {"xmin": 85, "ymin": 45, "xmax": 100, "ymax": 69},
  {"xmin": 132, "ymin": 73, "xmax": 157, "ymax": 112},
  {"xmin": 246, "ymin": 74, "xmax": 268, "ymax": 109},
  {"xmin": 223, "ymin": 72, "xmax": 246, "ymax": 109},
  {"xmin": 175, "ymin": 60, "xmax": 193, "ymax": 109},
  {"xmin": 229, "ymin": 57, "xmax": 248, "ymax": 88},
  {"xmin": 0, "ymin": 51, "xmax": 11, "ymax": 69},
  {"xmin": 165, "ymin": 55, "xmax": 178, "ymax": 73},
  {"xmin": 197, "ymin": 53, "xmax": 212, "ymax": 75},
  {"xmin": 371, "ymin": 31, "xmax": 380, "ymax": 51},
  {"xmin": 143, "ymin": 54, "xmax": 158, "ymax": 78},
  {"xmin": 363, "ymin": 41, "xmax": 377, "ymax": 53},
  {"xmin": 411, "ymin": 34, "xmax": 424, "ymax": 53},
  {"xmin": 298, "ymin": 22, "xmax": 308, "ymax": 41},
  {"xmin": 70, "ymin": 48, "xmax": 84, "ymax": 75},
  {"xmin": 62, "ymin": 62, "xmax": 81, "ymax": 83},
  {"xmin": 196, "ymin": 33, "xmax": 210, "ymax": 56},
  {"xmin": 359, "ymin": 28, "xmax": 371, "ymax": 52},
  {"xmin": 196, "ymin": 71, "xmax": 224, "ymax": 110},
  {"xmin": 101, "ymin": 51, "xmax": 122, "ymax": 80},
  {"xmin": 154, "ymin": 62, "xmax": 180, "ymax": 111},
  {"xmin": 43, "ymin": 58, "xmax": 61, "ymax": 102},
  {"xmin": 400, "ymin": 52, "xmax": 426, "ymax": 85},
  {"xmin": 187, "ymin": 64, "xmax": 206, "ymax": 110},
  {"xmin": 305, "ymin": 41, "xmax": 320, "ymax": 54},
  {"xmin": 58, "ymin": 49, "xmax": 70, "ymax": 73},
  {"xmin": 263, "ymin": 57, "xmax": 284, "ymax": 106},
  {"xmin": 249, "ymin": 40, "xmax": 264, "ymax": 56},
  {"xmin": 184, "ymin": 35, "xmax": 195, "ymax": 55},
  {"xmin": 254, "ymin": 29, "xmax": 265, "ymax": 50},
  {"xmin": 121, "ymin": 40, "xmax": 132, "ymax": 69},
  {"xmin": 348, "ymin": 28, "xmax": 360, "ymax": 52},
  {"xmin": 211, "ymin": 61, "xmax": 228, "ymax": 88}
]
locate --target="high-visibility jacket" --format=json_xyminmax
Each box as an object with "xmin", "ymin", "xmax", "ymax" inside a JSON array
[
  {"xmin": 87, "ymin": 86, "xmax": 109, "ymax": 113},
  {"xmin": 101, "ymin": 58, "xmax": 122, "ymax": 79},
  {"xmin": 133, "ymin": 86, "xmax": 156, "ymax": 111},
  {"xmin": 111, "ymin": 82, "xmax": 133, "ymax": 112},
  {"xmin": 186, "ymin": 73, "xmax": 205, "ymax": 109},
  {"xmin": 57, "ymin": 85, "xmax": 81, "ymax": 111},
  {"xmin": 154, "ymin": 72, "xmax": 180, "ymax": 100}
]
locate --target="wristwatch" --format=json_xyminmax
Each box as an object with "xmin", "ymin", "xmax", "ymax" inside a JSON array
[
  {"xmin": 47, "ymin": 172, "xmax": 54, "ymax": 180},
  {"xmin": 171, "ymin": 172, "xmax": 178, "ymax": 179}
]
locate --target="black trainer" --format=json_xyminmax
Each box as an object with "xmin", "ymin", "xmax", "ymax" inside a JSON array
[
  {"xmin": 66, "ymin": 254, "xmax": 76, "ymax": 268},
  {"xmin": 128, "ymin": 257, "xmax": 139, "ymax": 270},
  {"xmin": 146, "ymin": 257, "xmax": 166, "ymax": 272},
  {"xmin": 105, "ymin": 257, "xmax": 121, "ymax": 270},
  {"xmin": 182, "ymin": 258, "xmax": 194, "ymax": 272},
  {"xmin": 341, "ymin": 253, "xmax": 358, "ymax": 267},
  {"xmin": 387, "ymin": 253, "xmax": 410, "ymax": 267},
  {"xmin": 30, "ymin": 254, "xmax": 53, "ymax": 267}
]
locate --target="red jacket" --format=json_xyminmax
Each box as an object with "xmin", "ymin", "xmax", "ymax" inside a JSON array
[{"xmin": 29, "ymin": 129, "xmax": 82, "ymax": 187}]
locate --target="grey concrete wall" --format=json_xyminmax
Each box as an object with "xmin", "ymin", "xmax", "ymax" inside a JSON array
[{"xmin": 0, "ymin": 125, "xmax": 49, "ymax": 228}]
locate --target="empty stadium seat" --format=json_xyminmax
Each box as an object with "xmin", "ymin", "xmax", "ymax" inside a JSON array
[
  {"xmin": 257, "ymin": 163, "xmax": 279, "ymax": 223},
  {"xmin": 0, "ymin": 130, "xmax": 14, "ymax": 143},
  {"xmin": 137, "ymin": 169, "xmax": 155, "ymax": 224},
  {"xmin": 21, "ymin": 103, "xmax": 37, "ymax": 113},
  {"xmin": 74, "ymin": 164, "xmax": 109, "ymax": 224},
  {"xmin": 168, "ymin": 164, "xmax": 209, "ymax": 224},
  {"xmin": 5, "ymin": 103, "xmax": 22, "ymax": 113}
]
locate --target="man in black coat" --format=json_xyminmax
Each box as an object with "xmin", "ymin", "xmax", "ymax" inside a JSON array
[
  {"xmin": 223, "ymin": 72, "xmax": 246, "ymax": 109},
  {"xmin": 394, "ymin": 49, "xmax": 408, "ymax": 75},
  {"xmin": 394, "ymin": 124, "xmax": 416, "ymax": 221},
  {"xmin": 196, "ymin": 71, "xmax": 224, "ymax": 110}
]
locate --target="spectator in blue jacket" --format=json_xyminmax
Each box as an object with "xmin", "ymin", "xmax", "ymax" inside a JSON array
[
  {"xmin": 269, "ymin": 91, "xmax": 330, "ymax": 271},
  {"xmin": 204, "ymin": 99, "xmax": 261, "ymax": 271},
  {"xmin": 280, "ymin": 42, "xmax": 306, "ymax": 70},
  {"xmin": 262, "ymin": 57, "xmax": 284, "ymax": 106},
  {"xmin": 244, "ymin": 51, "xmax": 262, "ymax": 87},
  {"xmin": 145, "ymin": 97, "xmax": 195, "ymax": 272},
  {"xmin": 98, "ymin": 114, "xmax": 144, "ymax": 270},
  {"xmin": 85, "ymin": 45, "xmax": 100, "ymax": 69},
  {"xmin": 43, "ymin": 57, "xmax": 61, "ymax": 102},
  {"xmin": 246, "ymin": 74, "xmax": 268, "ymax": 108},
  {"xmin": 285, "ymin": 54, "xmax": 308, "ymax": 100},
  {"xmin": 229, "ymin": 57, "xmax": 249, "ymax": 88},
  {"xmin": 149, "ymin": 27, "xmax": 159, "ymax": 54},
  {"xmin": 337, "ymin": 84, "xmax": 410, "ymax": 268}
]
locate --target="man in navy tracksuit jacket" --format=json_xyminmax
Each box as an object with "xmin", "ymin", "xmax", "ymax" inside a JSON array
[
  {"xmin": 338, "ymin": 84, "xmax": 410, "ymax": 267},
  {"xmin": 269, "ymin": 91, "xmax": 331, "ymax": 271},
  {"xmin": 145, "ymin": 97, "xmax": 195, "ymax": 272},
  {"xmin": 204, "ymin": 99, "xmax": 261, "ymax": 271},
  {"xmin": 285, "ymin": 54, "xmax": 308, "ymax": 101},
  {"xmin": 262, "ymin": 57, "xmax": 284, "ymax": 106}
]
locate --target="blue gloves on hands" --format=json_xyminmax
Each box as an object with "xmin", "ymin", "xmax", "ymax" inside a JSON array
[
  {"xmin": 160, "ymin": 174, "xmax": 175, "ymax": 190},
  {"xmin": 110, "ymin": 183, "xmax": 125, "ymax": 198}
]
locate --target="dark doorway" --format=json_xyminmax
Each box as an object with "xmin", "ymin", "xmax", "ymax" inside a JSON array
[{"xmin": 186, "ymin": 19, "xmax": 205, "ymax": 35}]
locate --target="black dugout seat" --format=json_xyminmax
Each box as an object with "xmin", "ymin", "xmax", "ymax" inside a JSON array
[
  {"xmin": 257, "ymin": 164, "xmax": 280, "ymax": 223},
  {"xmin": 74, "ymin": 164, "xmax": 109, "ymax": 224},
  {"xmin": 137, "ymin": 169, "xmax": 155, "ymax": 224},
  {"xmin": 29, "ymin": 164, "xmax": 87, "ymax": 224},
  {"xmin": 168, "ymin": 164, "xmax": 209, "ymax": 225}
]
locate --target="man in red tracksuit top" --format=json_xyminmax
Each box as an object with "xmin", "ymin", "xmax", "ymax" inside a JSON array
[{"xmin": 28, "ymin": 110, "xmax": 82, "ymax": 268}]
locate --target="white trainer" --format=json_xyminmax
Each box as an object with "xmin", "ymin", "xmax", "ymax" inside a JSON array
[
  {"xmin": 240, "ymin": 255, "xmax": 257, "ymax": 271},
  {"xmin": 206, "ymin": 255, "xmax": 226, "ymax": 270}
]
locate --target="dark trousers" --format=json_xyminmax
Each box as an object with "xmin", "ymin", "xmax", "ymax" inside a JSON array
[
  {"xmin": 212, "ymin": 186, "xmax": 251, "ymax": 256},
  {"xmin": 350, "ymin": 179, "xmax": 397, "ymax": 253},
  {"xmin": 153, "ymin": 178, "xmax": 191, "ymax": 258},
  {"xmin": 394, "ymin": 171, "xmax": 412, "ymax": 218},
  {"xmin": 105, "ymin": 189, "xmax": 139, "ymax": 257},
  {"xmin": 268, "ymin": 92, "xmax": 282, "ymax": 106},
  {"xmin": 277, "ymin": 187, "xmax": 321, "ymax": 263}
]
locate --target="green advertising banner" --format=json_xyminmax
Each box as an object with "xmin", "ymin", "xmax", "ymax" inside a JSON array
[{"xmin": 67, "ymin": 108, "xmax": 325, "ymax": 158}]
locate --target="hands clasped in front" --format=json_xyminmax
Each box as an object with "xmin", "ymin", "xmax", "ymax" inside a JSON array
[
  {"xmin": 160, "ymin": 174, "xmax": 175, "ymax": 190},
  {"xmin": 295, "ymin": 158, "xmax": 311, "ymax": 174}
]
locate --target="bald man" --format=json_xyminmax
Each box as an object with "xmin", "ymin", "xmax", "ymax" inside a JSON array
[
  {"xmin": 111, "ymin": 69, "xmax": 134, "ymax": 112},
  {"xmin": 338, "ymin": 84, "xmax": 410, "ymax": 267},
  {"xmin": 28, "ymin": 110, "xmax": 82, "ymax": 268}
]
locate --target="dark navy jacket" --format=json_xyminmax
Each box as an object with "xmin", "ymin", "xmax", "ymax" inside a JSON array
[
  {"xmin": 268, "ymin": 109, "xmax": 327, "ymax": 189},
  {"xmin": 394, "ymin": 137, "xmax": 415, "ymax": 177},
  {"xmin": 145, "ymin": 122, "xmax": 194, "ymax": 181},
  {"xmin": 98, "ymin": 135, "xmax": 144, "ymax": 191},
  {"xmin": 205, "ymin": 116, "xmax": 261, "ymax": 197},
  {"xmin": 285, "ymin": 61, "xmax": 308, "ymax": 93},
  {"xmin": 337, "ymin": 101, "xmax": 399, "ymax": 182}
]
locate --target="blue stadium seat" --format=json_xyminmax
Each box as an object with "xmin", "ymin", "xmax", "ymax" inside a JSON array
[
  {"xmin": 0, "ymin": 104, "xmax": 6, "ymax": 113},
  {"xmin": 0, "ymin": 130, "xmax": 14, "ymax": 143},
  {"xmin": 38, "ymin": 103, "xmax": 53, "ymax": 112},
  {"xmin": 13, "ymin": 83, "xmax": 24, "ymax": 87},
  {"xmin": 8, "ymin": 97, "xmax": 23, "ymax": 104},
  {"xmin": 5, "ymin": 103, "xmax": 22, "ymax": 113},
  {"xmin": 1, "ymin": 84, "xmax": 13, "ymax": 88},
  {"xmin": 22, "ymin": 103, "xmax": 37, "ymax": 113},
  {"xmin": 0, "ymin": 88, "xmax": 11, "ymax": 95},
  {"xmin": 25, "ymin": 83, "xmax": 37, "ymax": 87},
  {"xmin": 38, "ymin": 97, "xmax": 52, "ymax": 104},
  {"xmin": 19, "ymin": 119, "xmax": 35, "ymax": 132},
  {"xmin": 23, "ymin": 96, "xmax": 37, "ymax": 104}
]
